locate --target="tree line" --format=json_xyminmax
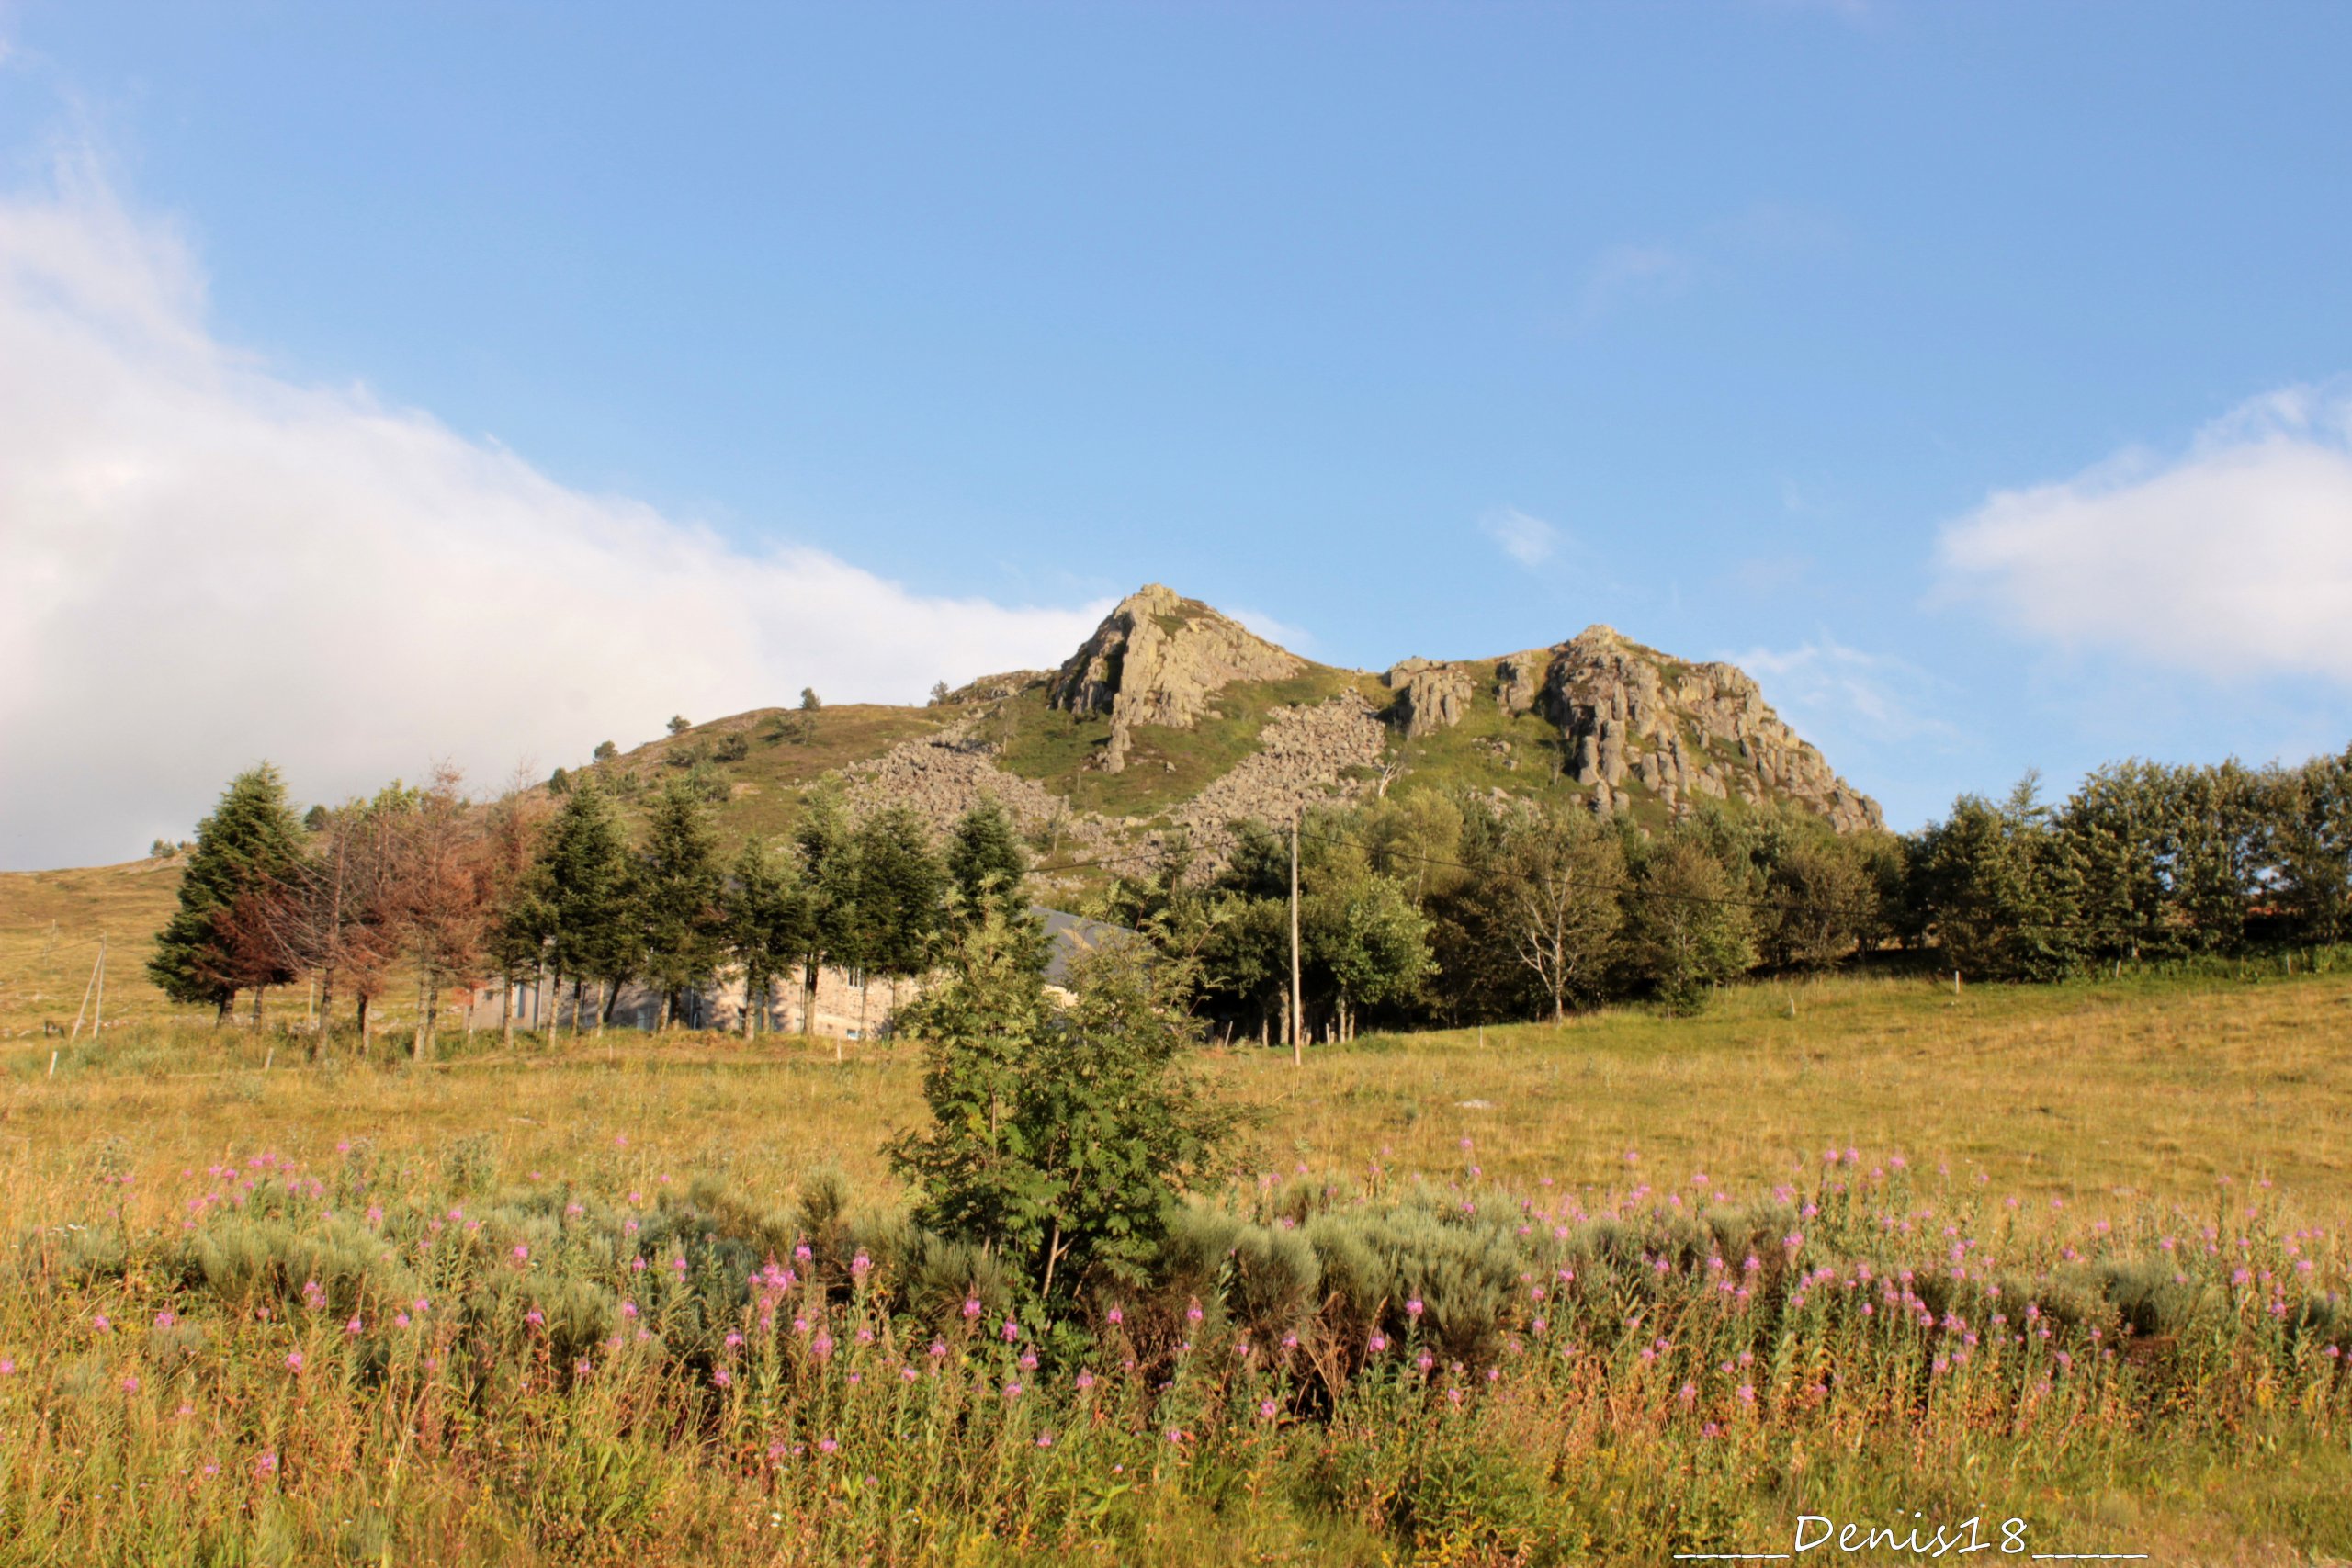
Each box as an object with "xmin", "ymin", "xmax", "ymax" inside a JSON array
[
  {"xmin": 149, "ymin": 742, "xmax": 2352, "ymax": 1047},
  {"xmin": 148, "ymin": 763, "xmax": 1032, "ymax": 1053},
  {"xmin": 1101, "ymin": 746, "xmax": 2352, "ymax": 1035}
]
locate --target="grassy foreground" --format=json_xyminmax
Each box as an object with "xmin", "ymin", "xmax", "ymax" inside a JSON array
[{"xmin": 0, "ymin": 972, "xmax": 2348, "ymax": 1564}]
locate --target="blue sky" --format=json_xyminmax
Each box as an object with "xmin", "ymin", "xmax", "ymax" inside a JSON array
[{"xmin": 5, "ymin": 1, "xmax": 2352, "ymax": 865}]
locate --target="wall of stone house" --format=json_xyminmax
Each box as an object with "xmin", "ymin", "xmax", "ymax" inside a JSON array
[{"xmin": 455, "ymin": 963, "xmax": 930, "ymax": 1040}]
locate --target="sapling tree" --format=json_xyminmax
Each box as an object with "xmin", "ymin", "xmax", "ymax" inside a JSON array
[
  {"xmin": 946, "ymin": 798, "xmax": 1029, "ymax": 925},
  {"xmin": 525, "ymin": 775, "xmax": 634, "ymax": 1035},
  {"xmin": 891, "ymin": 908, "xmax": 1235, "ymax": 1314}
]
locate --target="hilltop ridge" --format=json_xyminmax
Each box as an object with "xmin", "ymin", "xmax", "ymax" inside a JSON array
[{"xmin": 567, "ymin": 583, "xmax": 1883, "ymax": 886}]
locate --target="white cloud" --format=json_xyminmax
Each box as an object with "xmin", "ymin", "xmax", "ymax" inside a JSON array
[
  {"xmin": 1726, "ymin": 637, "xmax": 1953, "ymax": 745},
  {"xmin": 1936, "ymin": 386, "xmax": 2352, "ymax": 683},
  {"xmin": 0, "ymin": 151, "xmax": 1112, "ymax": 867},
  {"xmin": 1481, "ymin": 506, "xmax": 1559, "ymax": 568},
  {"xmin": 1574, "ymin": 243, "xmax": 1693, "ymax": 326}
]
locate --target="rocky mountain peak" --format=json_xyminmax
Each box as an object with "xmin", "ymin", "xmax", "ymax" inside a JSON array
[{"xmin": 1048, "ymin": 584, "xmax": 1306, "ymax": 773}]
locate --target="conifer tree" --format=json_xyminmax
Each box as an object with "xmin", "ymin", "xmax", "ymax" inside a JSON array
[
  {"xmin": 148, "ymin": 764, "xmax": 305, "ymax": 1021},
  {"xmin": 636, "ymin": 782, "xmax": 728, "ymax": 1028},
  {"xmin": 726, "ymin": 838, "xmax": 809, "ymax": 1038},
  {"xmin": 476, "ymin": 788, "xmax": 549, "ymax": 1047},
  {"xmin": 1911, "ymin": 776, "xmax": 2085, "ymax": 980},
  {"xmin": 852, "ymin": 804, "xmax": 948, "ymax": 1034},
  {"xmin": 2265, "ymin": 748, "xmax": 2352, "ymax": 945},
  {"xmin": 946, "ymin": 798, "xmax": 1030, "ymax": 926},
  {"xmin": 945, "ymin": 797, "xmax": 1055, "ymax": 978},
  {"xmin": 526, "ymin": 776, "xmax": 633, "ymax": 1035},
  {"xmin": 792, "ymin": 785, "xmax": 859, "ymax": 1035}
]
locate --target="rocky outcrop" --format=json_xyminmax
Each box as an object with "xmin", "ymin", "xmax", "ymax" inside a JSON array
[
  {"xmin": 1049, "ymin": 584, "xmax": 1305, "ymax": 773},
  {"xmin": 1493, "ymin": 651, "xmax": 1548, "ymax": 716},
  {"xmin": 1174, "ymin": 694, "xmax": 1389, "ymax": 860},
  {"xmin": 1527, "ymin": 626, "xmax": 1881, "ymax": 832},
  {"xmin": 1385, "ymin": 659, "xmax": 1475, "ymax": 739}
]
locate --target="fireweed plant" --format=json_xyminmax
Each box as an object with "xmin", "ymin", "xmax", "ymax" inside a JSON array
[{"xmin": 0, "ymin": 1128, "xmax": 2346, "ymax": 1563}]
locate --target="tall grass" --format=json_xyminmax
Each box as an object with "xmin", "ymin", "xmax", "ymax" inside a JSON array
[{"xmin": 1, "ymin": 1124, "xmax": 2345, "ymax": 1564}]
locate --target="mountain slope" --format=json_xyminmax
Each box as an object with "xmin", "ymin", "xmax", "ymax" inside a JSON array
[{"xmin": 577, "ymin": 584, "xmax": 1883, "ymax": 887}]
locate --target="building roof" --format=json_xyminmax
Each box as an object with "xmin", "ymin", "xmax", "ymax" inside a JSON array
[{"xmin": 1032, "ymin": 905, "xmax": 1139, "ymax": 987}]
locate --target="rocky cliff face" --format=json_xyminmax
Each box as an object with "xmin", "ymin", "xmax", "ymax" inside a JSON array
[
  {"xmin": 1048, "ymin": 584, "xmax": 1305, "ymax": 773},
  {"xmin": 1544, "ymin": 626, "xmax": 1877, "ymax": 830}
]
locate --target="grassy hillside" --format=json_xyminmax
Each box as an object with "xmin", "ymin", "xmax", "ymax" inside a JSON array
[
  {"xmin": 0, "ymin": 858, "xmax": 187, "ymax": 1037},
  {"xmin": 553, "ymin": 702, "xmax": 956, "ymax": 848},
  {"xmin": 501, "ymin": 615, "xmax": 1846, "ymax": 863}
]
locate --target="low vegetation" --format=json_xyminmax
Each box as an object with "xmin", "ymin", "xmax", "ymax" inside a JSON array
[{"xmin": 0, "ymin": 963, "xmax": 2346, "ymax": 1564}]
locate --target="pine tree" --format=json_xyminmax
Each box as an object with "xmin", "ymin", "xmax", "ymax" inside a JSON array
[
  {"xmin": 636, "ymin": 782, "xmax": 728, "ymax": 1028},
  {"xmin": 529, "ymin": 777, "xmax": 634, "ymax": 1034},
  {"xmin": 792, "ymin": 785, "xmax": 859, "ymax": 1036},
  {"xmin": 726, "ymin": 838, "xmax": 809, "ymax": 1038},
  {"xmin": 944, "ymin": 797, "xmax": 1053, "ymax": 976},
  {"xmin": 946, "ymin": 798, "xmax": 1030, "ymax": 924},
  {"xmin": 476, "ymin": 788, "xmax": 549, "ymax": 1047},
  {"xmin": 2265, "ymin": 749, "xmax": 2352, "ymax": 945},
  {"xmin": 148, "ymin": 764, "xmax": 305, "ymax": 1021},
  {"xmin": 852, "ymin": 805, "xmax": 948, "ymax": 1034},
  {"xmin": 1911, "ymin": 777, "xmax": 2085, "ymax": 980}
]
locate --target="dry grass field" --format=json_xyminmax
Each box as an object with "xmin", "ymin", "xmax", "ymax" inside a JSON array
[{"xmin": 6, "ymin": 954, "xmax": 2346, "ymax": 1242}]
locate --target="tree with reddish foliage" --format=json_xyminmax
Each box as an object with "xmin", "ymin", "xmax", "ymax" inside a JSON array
[
  {"xmin": 386, "ymin": 765, "xmax": 493, "ymax": 1060},
  {"xmin": 220, "ymin": 795, "xmax": 388, "ymax": 1051}
]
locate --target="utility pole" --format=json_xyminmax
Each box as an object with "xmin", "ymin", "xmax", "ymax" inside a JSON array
[{"xmin": 1289, "ymin": 809, "xmax": 1304, "ymax": 1067}]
